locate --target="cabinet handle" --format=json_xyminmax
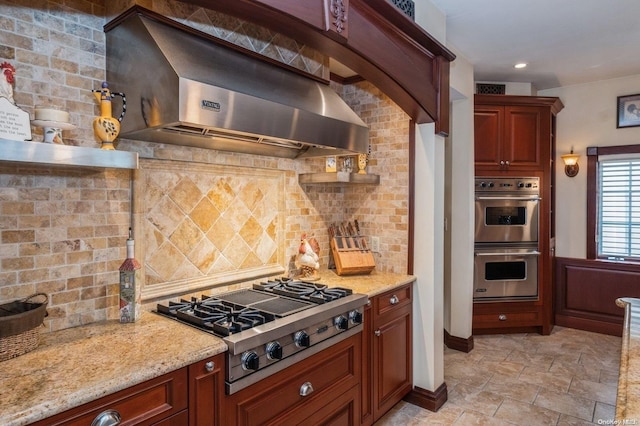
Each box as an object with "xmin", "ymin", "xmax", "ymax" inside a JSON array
[
  {"xmin": 91, "ymin": 409, "xmax": 121, "ymax": 426},
  {"xmin": 389, "ymin": 295, "xmax": 399, "ymax": 305},
  {"xmin": 500, "ymin": 160, "xmax": 505, "ymax": 166},
  {"xmin": 299, "ymin": 381, "xmax": 314, "ymax": 397},
  {"xmin": 366, "ymin": 300, "xmax": 372, "ymax": 307},
  {"xmin": 498, "ymin": 314, "xmax": 507, "ymax": 321},
  {"xmin": 374, "ymin": 329, "xmax": 381, "ymax": 336},
  {"xmin": 205, "ymin": 361, "xmax": 215, "ymax": 372},
  {"xmin": 505, "ymin": 160, "xmax": 510, "ymax": 166}
]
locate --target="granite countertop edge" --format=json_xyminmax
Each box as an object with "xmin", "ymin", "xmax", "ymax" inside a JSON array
[{"xmin": 0, "ymin": 271, "xmax": 415, "ymax": 425}]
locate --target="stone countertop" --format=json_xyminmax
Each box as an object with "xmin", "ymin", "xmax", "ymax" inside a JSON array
[
  {"xmin": 287, "ymin": 269, "xmax": 416, "ymax": 298},
  {"xmin": 0, "ymin": 313, "xmax": 227, "ymax": 426},
  {"xmin": 615, "ymin": 297, "xmax": 640, "ymax": 423},
  {"xmin": 0, "ymin": 270, "xmax": 414, "ymax": 425}
]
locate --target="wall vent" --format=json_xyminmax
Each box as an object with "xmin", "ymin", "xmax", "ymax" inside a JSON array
[
  {"xmin": 389, "ymin": 0, "xmax": 415, "ymax": 20},
  {"xmin": 476, "ymin": 83, "xmax": 506, "ymax": 95}
]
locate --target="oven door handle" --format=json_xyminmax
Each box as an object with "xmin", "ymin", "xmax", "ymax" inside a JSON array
[
  {"xmin": 475, "ymin": 196, "xmax": 541, "ymax": 201},
  {"xmin": 475, "ymin": 250, "xmax": 541, "ymax": 257}
]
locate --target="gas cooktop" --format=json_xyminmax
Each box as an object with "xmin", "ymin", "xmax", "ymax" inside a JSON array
[{"xmin": 155, "ymin": 278, "xmax": 354, "ymax": 337}]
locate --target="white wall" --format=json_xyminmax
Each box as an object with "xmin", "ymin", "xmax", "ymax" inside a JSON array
[
  {"xmin": 445, "ymin": 47, "xmax": 475, "ymax": 339},
  {"xmin": 540, "ymin": 74, "xmax": 640, "ymax": 258},
  {"xmin": 411, "ymin": 0, "xmax": 447, "ymax": 393}
]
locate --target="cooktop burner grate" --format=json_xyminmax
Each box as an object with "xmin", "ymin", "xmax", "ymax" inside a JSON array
[{"xmin": 154, "ymin": 279, "xmax": 356, "ymax": 337}]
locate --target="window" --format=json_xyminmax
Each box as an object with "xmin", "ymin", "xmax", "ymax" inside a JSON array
[
  {"xmin": 587, "ymin": 144, "xmax": 640, "ymax": 260},
  {"xmin": 598, "ymin": 159, "xmax": 640, "ymax": 260}
]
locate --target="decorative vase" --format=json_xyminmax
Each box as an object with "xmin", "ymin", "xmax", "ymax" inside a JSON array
[
  {"xmin": 357, "ymin": 153, "xmax": 368, "ymax": 174},
  {"xmin": 92, "ymin": 82, "xmax": 126, "ymax": 150}
]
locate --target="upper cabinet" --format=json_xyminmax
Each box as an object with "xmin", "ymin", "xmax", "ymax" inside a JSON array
[{"xmin": 474, "ymin": 95, "xmax": 564, "ymax": 174}]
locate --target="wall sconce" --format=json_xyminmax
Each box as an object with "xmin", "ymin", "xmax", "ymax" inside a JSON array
[{"xmin": 561, "ymin": 149, "xmax": 580, "ymax": 177}]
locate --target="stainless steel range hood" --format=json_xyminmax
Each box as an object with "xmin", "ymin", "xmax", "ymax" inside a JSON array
[{"xmin": 105, "ymin": 14, "xmax": 369, "ymax": 159}]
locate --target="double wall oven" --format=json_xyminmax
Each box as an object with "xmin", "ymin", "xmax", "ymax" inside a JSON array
[{"xmin": 474, "ymin": 177, "xmax": 540, "ymax": 301}]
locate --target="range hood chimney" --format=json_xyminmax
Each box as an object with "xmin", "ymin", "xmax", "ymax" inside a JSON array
[{"xmin": 105, "ymin": 13, "xmax": 369, "ymax": 159}]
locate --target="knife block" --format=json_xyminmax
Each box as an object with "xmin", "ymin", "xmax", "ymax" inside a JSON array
[{"xmin": 330, "ymin": 237, "xmax": 375, "ymax": 275}]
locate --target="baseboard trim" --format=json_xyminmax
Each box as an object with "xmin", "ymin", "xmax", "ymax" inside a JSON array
[
  {"xmin": 403, "ymin": 382, "xmax": 448, "ymax": 412},
  {"xmin": 444, "ymin": 330, "xmax": 474, "ymax": 353}
]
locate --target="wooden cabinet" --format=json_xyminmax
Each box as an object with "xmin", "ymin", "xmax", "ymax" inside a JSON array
[
  {"xmin": 473, "ymin": 95, "xmax": 564, "ymax": 336},
  {"xmin": 474, "ymin": 104, "xmax": 550, "ymax": 171},
  {"xmin": 189, "ymin": 353, "xmax": 225, "ymax": 426},
  {"xmin": 31, "ymin": 368, "xmax": 188, "ymax": 426},
  {"xmin": 224, "ymin": 333, "xmax": 362, "ymax": 425},
  {"xmin": 362, "ymin": 284, "xmax": 413, "ymax": 424}
]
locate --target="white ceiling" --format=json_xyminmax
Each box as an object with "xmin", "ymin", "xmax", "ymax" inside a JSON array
[{"xmin": 429, "ymin": 0, "xmax": 640, "ymax": 90}]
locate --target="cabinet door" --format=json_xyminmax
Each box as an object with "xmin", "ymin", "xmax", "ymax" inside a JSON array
[
  {"xmin": 504, "ymin": 106, "xmax": 548, "ymax": 169},
  {"xmin": 474, "ymin": 105, "xmax": 504, "ymax": 168},
  {"xmin": 372, "ymin": 305, "xmax": 412, "ymax": 420},
  {"xmin": 189, "ymin": 353, "xmax": 224, "ymax": 426}
]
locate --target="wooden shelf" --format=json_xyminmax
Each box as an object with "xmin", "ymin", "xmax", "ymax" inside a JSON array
[
  {"xmin": 0, "ymin": 138, "xmax": 138, "ymax": 169},
  {"xmin": 298, "ymin": 172, "xmax": 380, "ymax": 185}
]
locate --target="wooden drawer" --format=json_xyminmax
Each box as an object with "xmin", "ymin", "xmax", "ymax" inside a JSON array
[
  {"xmin": 473, "ymin": 310, "xmax": 541, "ymax": 329},
  {"xmin": 373, "ymin": 284, "xmax": 412, "ymax": 326},
  {"xmin": 32, "ymin": 368, "xmax": 188, "ymax": 426},
  {"xmin": 226, "ymin": 333, "xmax": 361, "ymax": 425}
]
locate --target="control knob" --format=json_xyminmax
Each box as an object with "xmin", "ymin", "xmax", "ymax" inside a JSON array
[
  {"xmin": 241, "ymin": 351, "xmax": 259, "ymax": 371},
  {"xmin": 294, "ymin": 330, "xmax": 311, "ymax": 348},
  {"xmin": 479, "ymin": 181, "xmax": 486, "ymax": 188},
  {"xmin": 265, "ymin": 341, "xmax": 283, "ymax": 360},
  {"xmin": 488, "ymin": 182, "xmax": 494, "ymax": 188},
  {"xmin": 518, "ymin": 182, "xmax": 525, "ymax": 188},
  {"xmin": 334, "ymin": 315, "xmax": 348, "ymax": 331},
  {"xmin": 349, "ymin": 310, "xmax": 363, "ymax": 324}
]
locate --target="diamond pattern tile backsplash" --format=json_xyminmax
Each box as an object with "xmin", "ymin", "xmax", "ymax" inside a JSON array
[{"xmin": 135, "ymin": 159, "xmax": 284, "ymax": 299}]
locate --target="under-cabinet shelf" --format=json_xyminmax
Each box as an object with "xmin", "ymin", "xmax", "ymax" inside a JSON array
[
  {"xmin": 298, "ymin": 172, "xmax": 380, "ymax": 185},
  {"xmin": 0, "ymin": 138, "xmax": 139, "ymax": 169}
]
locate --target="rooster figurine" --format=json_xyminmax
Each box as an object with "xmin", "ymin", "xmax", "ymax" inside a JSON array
[
  {"xmin": 0, "ymin": 61, "xmax": 16, "ymax": 104},
  {"xmin": 295, "ymin": 233, "xmax": 321, "ymax": 280}
]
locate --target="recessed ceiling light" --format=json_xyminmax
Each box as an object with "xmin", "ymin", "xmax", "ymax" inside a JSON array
[{"xmin": 514, "ymin": 63, "xmax": 527, "ymax": 69}]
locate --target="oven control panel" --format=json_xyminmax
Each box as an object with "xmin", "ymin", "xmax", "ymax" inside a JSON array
[{"xmin": 475, "ymin": 177, "xmax": 539, "ymax": 193}]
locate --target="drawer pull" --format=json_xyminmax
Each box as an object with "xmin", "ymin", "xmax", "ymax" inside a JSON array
[
  {"xmin": 389, "ymin": 295, "xmax": 399, "ymax": 305},
  {"xmin": 205, "ymin": 361, "xmax": 215, "ymax": 372},
  {"xmin": 91, "ymin": 409, "xmax": 121, "ymax": 426},
  {"xmin": 374, "ymin": 329, "xmax": 381, "ymax": 336},
  {"xmin": 300, "ymin": 381, "xmax": 314, "ymax": 397},
  {"xmin": 498, "ymin": 314, "xmax": 507, "ymax": 321}
]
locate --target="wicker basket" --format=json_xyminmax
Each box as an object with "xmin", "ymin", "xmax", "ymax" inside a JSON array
[{"xmin": 0, "ymin": 293, "xmax": 48, "ymax": 362}]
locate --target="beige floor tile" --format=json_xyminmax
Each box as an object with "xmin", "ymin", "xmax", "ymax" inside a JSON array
[
  {"xmin": 519, "ymin": 366, "xmax": 573, "ymax": 393},
  {"xmin": 494, "ymin": 398, "xmax": 560, "ymax": 426},
  {"xmin": 483, "ymin": 375, "xmax": 540, "ymax": 404},
  {"xmin": 593, "ymin": 401, "xmax": 616, "ymax": 424},
  {"xmin": 448, "ymin": 383, "xmax": 504, "ymax": 416},
  {"xmin": 557, "ymin": 414, "xmax": 598, "ymax": 425},
  {"xmin": 444, "ymin": 363, "xmax": 493, "ymax": 388},
  {"xmin": 599, "ymin": 368, "xmax": 620, "ymax": 384},
  {"xmin": 569, "ymin": 377, "xmax": 618, "ymax": 405},
  {"xmin": 477, "ymin": 359, "xmax": 526, "ymax": 378},
  {"xmin": 505, "ymin": 350, "xmax": 555, "ymax": 371},
  {"xmin": 548, "ymin": 358, "xmax": 602, "ymax": 382},
  {"xmin": 534, "ymin": 388, "xmax": 595, "ymax": 421},
  {"xmin": 453, "ymin": 409, "xmax": 518, "ymax": 425},
  {"xmin": 380, "ymin": 327, "xmax": 621, "ymax": 425}
]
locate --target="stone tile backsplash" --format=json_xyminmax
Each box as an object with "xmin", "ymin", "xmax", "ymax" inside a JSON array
[{"xmin": 0, "ymin": 1, "xmax": 411, "ymax": 333}]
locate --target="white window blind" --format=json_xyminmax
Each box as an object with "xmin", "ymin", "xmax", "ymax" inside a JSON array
[{"xmin": 598, "ymin": 159, "xmax": 640, "ymax": 260}]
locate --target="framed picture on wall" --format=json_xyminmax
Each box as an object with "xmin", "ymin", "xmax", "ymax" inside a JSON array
[{"xmin": 617, "ymin": 94, "xmax": 640, "ymax": 128}]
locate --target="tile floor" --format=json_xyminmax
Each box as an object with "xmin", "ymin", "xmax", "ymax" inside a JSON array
[{"xmin": 376, "ymin": 326, "xmax": 622, "ymax": 425}]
